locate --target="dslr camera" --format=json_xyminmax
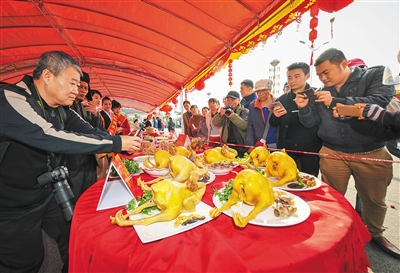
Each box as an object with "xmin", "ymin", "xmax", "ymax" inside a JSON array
[
  {"xmin": 223, "ymin": 106, "xmax": 234, "ymax": 116},
  {"xmin": 37, "ymin": 166, "xmax": 75, "ymax": 221}
]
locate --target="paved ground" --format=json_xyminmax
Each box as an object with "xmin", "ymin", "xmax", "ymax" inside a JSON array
[
  {"xmin": 345, "ymin": 153, "xmax": 400, "ymax": 273},
  {"xmin": 39, "ymin": 152, "xmax": 400, "ymax": 273}
]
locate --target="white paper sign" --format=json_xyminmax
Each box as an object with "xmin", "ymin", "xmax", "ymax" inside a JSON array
[{"xmin": 96, "ymin": 155, "xmax": 135, "ymax": 211}]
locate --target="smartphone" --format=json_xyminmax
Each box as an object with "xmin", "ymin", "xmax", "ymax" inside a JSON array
[
  {"xmin": 336, "ymin": 105, "xmax": 362, "ymax": 117},
  {"xmin": 297, "ymin": 88, "xmax": 315, "ymax": 98},
  {"xmin": 133, "ymin": 124, "xmax": 145, "ymax": 136},
  {"xmin": 273, "ymin": 101, "xmax": 283, "ymax": 109}
]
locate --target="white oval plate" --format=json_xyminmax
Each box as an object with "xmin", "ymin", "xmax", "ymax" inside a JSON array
[
  {"xmin": 204, "ymin": 172, "xmax": 216, "ymax": 185},
  {"xmin": 272, "ymin": 172, "xmax": 322, "ymax": 192},
  {"xmin": 212, "ymin": 189, "xmax": 310, "ymax": 227},
  {"xmin": 139, "ymin": 163, "xmax": 169, "ymax": 177},
  {"xmin": 208, "ymin": 167, "xmax": 234, "ymax": 176},
  {"xmin": 133, "ymin": 155, "xmax": 155, "ymax": 163}
]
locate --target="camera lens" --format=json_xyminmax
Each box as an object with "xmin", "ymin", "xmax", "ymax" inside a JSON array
[
  {"xmin": 52, "ymin": 180, "xmax": 75, "ymax": 221},
  {"xmin": 225, "ymin": 109, "xmax": 232, "ymax": 115}
]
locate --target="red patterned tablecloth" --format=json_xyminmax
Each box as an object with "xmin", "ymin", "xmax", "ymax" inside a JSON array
[{"xmin": 69, "ymin": 169, "xmax": 370, "ymax": 272}]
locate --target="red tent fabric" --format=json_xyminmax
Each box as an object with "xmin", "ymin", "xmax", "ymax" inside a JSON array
[{"xmin": 0, "ymin": 0, "xmax": 352, "ymax": 112}]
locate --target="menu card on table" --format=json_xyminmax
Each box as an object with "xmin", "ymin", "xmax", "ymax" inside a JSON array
[
  {"xmin": 96, "ymin": 154, "xmax": 135, "ymax": 211},
  {"xmin": 174, "ymin": 134, "xmax": 190, "ymax": 147}
]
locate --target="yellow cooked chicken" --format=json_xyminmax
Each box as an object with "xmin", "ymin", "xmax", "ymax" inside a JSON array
[
  {"xmin": 143, "ymin": 154, "xmax": 208, "ymax": 191},
  {"xmin": 204, "ymin": 144, "xmax": 237, "ymax": 164},
  {"xmin": 210, "ymin": 169, "xmax": 274, "ymax": 228},
  {"xmin": 143, "ymin": 149, "xmax": 170, "ymax": 169},
  {"xmin": 110, "ymin": 179, "xmax": 206, "ymax": 226},
  {"xmin": 264, "ymin": 149, "xmax": 298, "ymax": 187},
  {"xmin": 239, "ymin": 145, "xmax": 269, "ymax": 167}
]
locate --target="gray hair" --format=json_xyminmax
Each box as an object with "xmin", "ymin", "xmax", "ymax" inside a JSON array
[{"xmin": 33, "ymin": 51, "xmax": 82, "ymax": 79}]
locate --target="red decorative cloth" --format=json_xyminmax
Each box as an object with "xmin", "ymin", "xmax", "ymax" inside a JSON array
[{"xmin": 69, "ymin": 169, "xmax": 370, "ymax": 272}]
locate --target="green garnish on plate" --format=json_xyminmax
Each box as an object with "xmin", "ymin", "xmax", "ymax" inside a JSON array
[{"xmin": 213, "ymin": 179, "xmax": 233, "ymax": 203}]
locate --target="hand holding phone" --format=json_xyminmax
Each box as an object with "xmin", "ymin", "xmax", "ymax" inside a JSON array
[
  {"xmin": 273, "ymin": 101, "xmax": 283, "ymax": 109},
  {"xmin": 297, "ymin": 88, "xmax": 315, "ymax": 98},
  {"xmin": 335, "ymin": 104, "xmax": 366, "ymax": 120}
]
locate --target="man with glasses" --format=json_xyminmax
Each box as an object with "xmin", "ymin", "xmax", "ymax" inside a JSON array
[{"xmin": 246, "ymin": 79, "xmax": 277, "ymax": 149}]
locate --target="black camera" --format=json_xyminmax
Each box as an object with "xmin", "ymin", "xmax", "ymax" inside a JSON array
[
  {"xmin": 223, "ymin": 106, "xmax": 234, "ymax": 116},
  {"xmin": 37, "ymin": 166, "xmax": 75, "ymax": 221}
]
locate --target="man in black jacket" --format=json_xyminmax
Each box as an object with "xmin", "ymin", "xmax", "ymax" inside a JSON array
[
  {"xmin": 296, "ymin": 48, "xmax": 398, "ymax": 258},
  {"xmin": 0, "ymin": 51, "xmax": 141, "ymax": 272},
  {"xmin": 270, "ymin": 62, "xmax": 322, "ymax": 176}
]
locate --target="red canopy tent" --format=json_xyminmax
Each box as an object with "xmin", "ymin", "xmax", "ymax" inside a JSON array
[{"xmin": 0, "ymin": 0, "xmax": 352, "ymax": 112}]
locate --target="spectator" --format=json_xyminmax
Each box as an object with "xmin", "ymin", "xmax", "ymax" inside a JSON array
[
  {"xmin": 0, "ymin": 50, "xmax": 141, "ymax": 273},
  {"xmin": 100, "ymin": 97, "xmax": 113, "ymax": 130},
  {"xmin": 188, "ymin": 105, "xmax": 203, "ymax": 137},
  {"xmin": 167, "ymin": 117, "xmax": 175, "ymax": 132},
  {"xmin": 246, "ymin": 79, "xmax": 277, "ymax": 149},
  {"xmin": 112, "ymin": 100, "xmax": 131, "ymax": 135},
  {"xmin": 152, "ymin": 116, "xmax": 158, "ymax": 129},
  {"xmin": 295, "ymin": 48, "xmax": 397, "ymax": 258},
  {"xmin": 182, "ymin": 100, "xmax": 192, "ymax": 135},
  {"xmin": 213, "ymin": 91, "xmax": 249, "ymax": 157},
  {"xmin": 66, "ymin": 72, "xmax": 102, "ymax": 201},
  {"xmin": 156, "ymin": 117, "xmax": 164, "ymax": 132},
  {"xmin": 197, "ymin": 106, "xmax": 209, "ymax": 139},
  {"xmin": 144, "ymin": 117, "xmax": 152, "ymax": 128},
  {"xmin": 283, "ymin": 82, "xmax": 290, "ymax": 93},
  {"xmin": 270, "ymin": 62, "xmax": 322, "ymax": 176},
  {"xmin": 240, "ymin": 79, "xmax": 257, "ymax": 109}
]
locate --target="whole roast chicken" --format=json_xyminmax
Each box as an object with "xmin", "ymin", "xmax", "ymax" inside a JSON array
[
  {"xmin": 110, "ymin": 179, "xmax": 206, "ymax": 226},
  {"xmin": 143, "ymin": 149, "xmax": 170, "ymax": 169},
  {"xmin": 264, "ymin": 149, "xmax": 298, "ymax": 187},
  {"xmin": 239, "ymin": 145, "xmax": 269, "ymax": 167},
  {"xmin": 210, "ymin": 169, "xmax": 274, "ymax": 228},
  {"xmin": 204, "ymin": 144, "xmax": 237, "ymax": 164}
]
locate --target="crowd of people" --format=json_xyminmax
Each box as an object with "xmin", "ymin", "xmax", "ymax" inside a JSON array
[
  {"xmin": 0, "ymin": 47, "xmax": 399, "ymax": 272},
  {"xmin": 180, "ymin": 48, "xmax": 400, "ymax": 259}
]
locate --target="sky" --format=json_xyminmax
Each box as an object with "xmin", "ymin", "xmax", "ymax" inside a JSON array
[{"xmin": 179, "ymin": 0, "xmax": 399, "ymax": 113}]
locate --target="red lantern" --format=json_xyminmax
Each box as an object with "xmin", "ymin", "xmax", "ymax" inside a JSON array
[
  {"xmin": 309, "ymin": 29, "xmax": 318, "ymax": 42},
  {"xmin": 195, "ymin": 80, "xmax": 205, "ymax": 91},
  {"xmin": 310, "ymin": 3, "xmax": 319, "ymax": 16},
  {"xmin": 160, "ymin": 104, "xmax": 173, "ymax": 112},
  {"xmin": 309, "ymin": 17, "xmax": 318, "ymax": 29},
  {"xmin": 318, "ymin": 0, "xmax": 353, "ymax": 13},
  {"xmin": 171, "ymin": 97, "xmax": 178, "ymax": 105}
]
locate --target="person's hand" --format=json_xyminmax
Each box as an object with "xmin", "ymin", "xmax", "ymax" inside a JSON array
[
  {"xmin": 273, "ymin": 104, "xmax": 287, "ymax": 117},
  {"xmin": 116, "ymin": 127, "xmax": 123, "ymax": 134},
  {"xmin": 315, "ymin": 91, "xmax": 333, "ymax": 107},
  {"xmin": 84, "ymin": 101, "xmax": 98, "ymax": 116},
  {"xmin": 219, "ymin": 108, "xmax": 226, "ymax": 116},
  {"xmin": 332, "ymin": 103, "xmax": 344, "ymax": 119},
  {"xmin": 294, "ymin": 93, "xmax": 309, "ymax": 109},
  {"xmin": 361, "ymin": 104, "xmax": 384, "ymax": 121},
  {"xmin": 120, "ymin": 136, "xmax": 142, "ymax": 153},
  {"xmin": 225, "ymin": 111, "xmax": 234, "ymax": 119}
]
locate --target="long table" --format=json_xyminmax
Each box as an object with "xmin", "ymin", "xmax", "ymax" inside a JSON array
[{"xmin": 69, "ymin": 168, "xmax": 371, "ymax": 272}]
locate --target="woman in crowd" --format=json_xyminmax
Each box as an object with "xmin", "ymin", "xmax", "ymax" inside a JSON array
[
  {"xmin": 112, "ymin": 100, "xmax": 131, "ymax": 135},
  {"xmin": 197, "ymin": 106, "xmax": 209, "ymax": 138},
  {"xmin": 188, "ymin": 104, "xmax": 204, "ymax": 137}
]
